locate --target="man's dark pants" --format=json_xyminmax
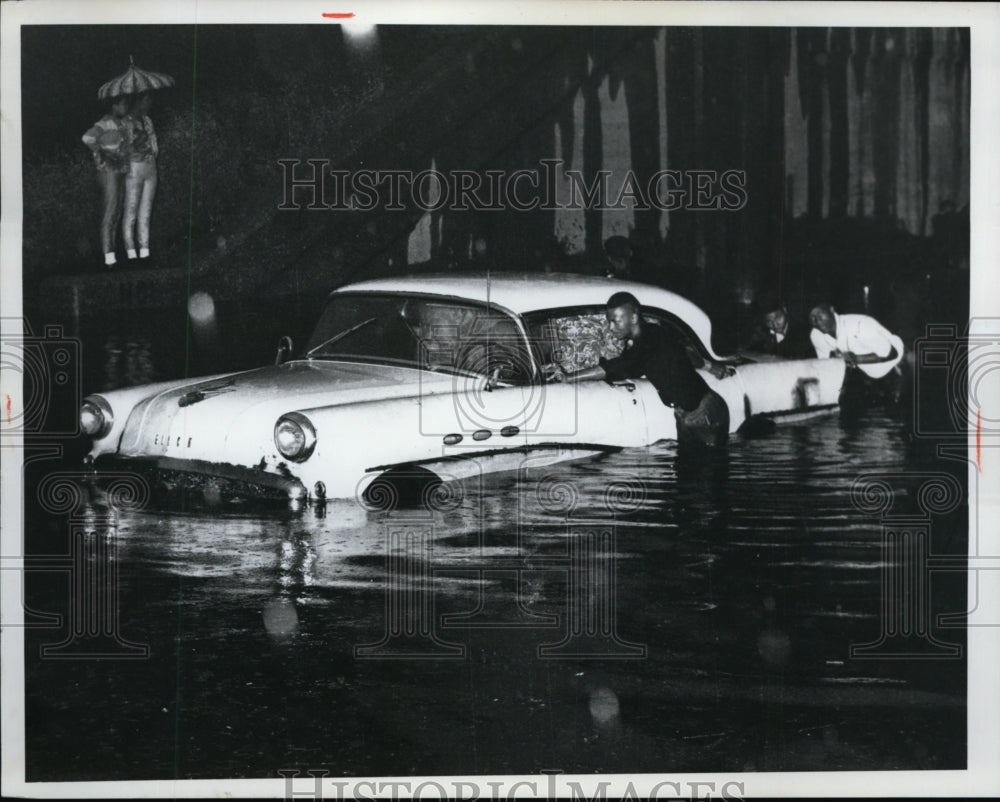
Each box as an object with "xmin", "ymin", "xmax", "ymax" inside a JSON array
[{"xmin": 674, "ymin": 390, "xmax": 730, "ymax": 449}]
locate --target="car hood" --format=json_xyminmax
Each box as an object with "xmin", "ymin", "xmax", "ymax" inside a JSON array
[
  {"xmin": 164, "ymin": 360, "xmax": 452, "ymax": 408},
  {"xmin": 115, "ymin": 360, "xmax": 458, "ymax": 460}
]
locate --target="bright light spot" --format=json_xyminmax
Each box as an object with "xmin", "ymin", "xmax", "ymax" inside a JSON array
[
  {"xmin": 262, "ymin": 598, "xmax": 299, "ymax": 637},
  {"xmin": 588, "ymin": 687, "xmax": 620, "ymax": 724},
  {"xmin": 188, "ymin": 291, "xmax": 216, "ymax": 325},
  {"xmin": 342, "ymin": 21, "xmax": 377, "ymax": 42}
]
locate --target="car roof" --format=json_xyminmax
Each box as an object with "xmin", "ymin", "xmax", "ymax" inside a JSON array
[{"xmin": 332, "ymin": 272, "xmax": 722, "ymax": 357}]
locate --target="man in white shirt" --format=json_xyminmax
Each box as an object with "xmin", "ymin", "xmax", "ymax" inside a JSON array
[{"xmin": 808, "ymin": 304, "xmax": 904, "ymax": 380}]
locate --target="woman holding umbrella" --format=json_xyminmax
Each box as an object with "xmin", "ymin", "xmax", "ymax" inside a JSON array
[{"xmin": 81, "ymin": 95, "xmax": 130, "ymax": 267}]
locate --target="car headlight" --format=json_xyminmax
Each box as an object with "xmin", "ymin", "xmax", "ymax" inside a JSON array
[
  {"xmin": 274, "ymin": 413, "xmax": 317, "ymax": 462},
  {"xmin": 80, "ymin": 396, "xmax": 114, "ymax": 438}
]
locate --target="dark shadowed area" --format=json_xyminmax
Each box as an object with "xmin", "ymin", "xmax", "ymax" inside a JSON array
[{"xmin": 23, "ymin": 25, "xmax": 968, "ymax": 346}]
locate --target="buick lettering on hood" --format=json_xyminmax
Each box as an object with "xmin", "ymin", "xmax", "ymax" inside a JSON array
[{"xmin": 80, "ymin": 273, "xmax": 845, "ymax": 505}]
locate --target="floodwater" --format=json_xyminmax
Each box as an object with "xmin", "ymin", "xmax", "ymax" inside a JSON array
[{"xmin": 21, "ymin": 309, "xmax": 968, "ymax": 781}]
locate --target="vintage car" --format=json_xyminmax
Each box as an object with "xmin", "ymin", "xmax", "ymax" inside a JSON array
[{"xmin": 80, "ymin": 273, "xmax": 845, "ymax": 504}]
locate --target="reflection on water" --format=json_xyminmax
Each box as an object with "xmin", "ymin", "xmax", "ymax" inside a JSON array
[
  {"xmin": 77, "ymin": 302, "xmax": 319, "ymax": 395},
  {"xmin": 101, "ymin": 334, "xmax": 158, "ymax": 390},
  {"xmin": 25, "ymin": 410, "xmax": 967, "ymax": 780}
]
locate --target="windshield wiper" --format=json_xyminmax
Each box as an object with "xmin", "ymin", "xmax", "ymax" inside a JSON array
[{"xmin": 305, "ymin": 317, "xmax": 377, "ymax": 358}]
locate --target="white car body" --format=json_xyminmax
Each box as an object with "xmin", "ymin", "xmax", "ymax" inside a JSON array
[{"xmin": 81, "ymin": 273, "xmax": 845, "ymax": 503}]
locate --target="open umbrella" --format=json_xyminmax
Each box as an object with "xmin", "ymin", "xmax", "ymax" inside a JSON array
[{"xmin": 97, "ymin": 56, "xmax": 175, "ymax": 100}]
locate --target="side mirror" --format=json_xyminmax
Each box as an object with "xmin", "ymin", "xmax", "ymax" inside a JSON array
[
  {"xmin": 483, "ymin": 366, "xmax": 502, "ymax": 392},
  {"xmin": 275, "ymin": 335, "xmax": 294, "ymax": 366}
]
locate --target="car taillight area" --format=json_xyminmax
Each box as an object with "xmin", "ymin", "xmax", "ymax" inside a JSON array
[
  {"xmin": 273, "ymin": 412, "xmax": 317, "ymax": 461},
  {"xmin": 80, "ymin": 396, "xmax": 114, "ymax": 438}
]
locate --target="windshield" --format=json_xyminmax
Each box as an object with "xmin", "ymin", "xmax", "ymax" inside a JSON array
[{"xmin": 303, "ymin": 293, "xmax": 535, "ymax": 384}]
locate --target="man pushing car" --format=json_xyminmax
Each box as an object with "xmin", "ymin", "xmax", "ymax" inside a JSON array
[
  {"xmin": 544, "ymin": 291, "xmax": 731, "ymax": 449},
  {"xmin": 808, "ymin": 303, "xmax": 905, "ymax": 408}
]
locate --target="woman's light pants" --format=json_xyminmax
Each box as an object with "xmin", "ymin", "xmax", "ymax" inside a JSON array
[
  {"xmin": 123, "ymin": 159, "xmax": 157, "ymax": 257},
  {"xmin": 96, "ymin": 169, "xmax": 124, "ymax": 261}
]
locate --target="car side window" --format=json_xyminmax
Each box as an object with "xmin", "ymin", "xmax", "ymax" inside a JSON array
[
  {"xmin": 306, "ymin": 295, "xmax": 533, "ymax": 384},
  {"xmin": 418, "ymin": 303, "xmax": 532, "ymax": 385},
  {"xmin": 528, "ymin": 309, "xmax": 623, "ymax": 374}
]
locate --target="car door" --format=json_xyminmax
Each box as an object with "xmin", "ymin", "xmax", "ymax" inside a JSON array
[
  {"xmin": 415, "ymin": 307, "xmax": 536, "ymax": 456},
  {"xmin": 524, "ymin": 376, "xmax": 648, "ymax": 449},
  {"xmin": 521, "ymin": 308, "xmax": 648, "ymax": 450}
]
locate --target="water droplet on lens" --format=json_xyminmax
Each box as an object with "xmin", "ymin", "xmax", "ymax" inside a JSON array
[
  {"xmin": 262, "ymin": 598, "xmax": 299, "ymax": 637},
  {"xmin": 757, "ymin": 627, "xmax": 792, "ymax": 668},
  {"xmin": 588, "ymin": 687, "xmax": 620, "ymax": 725}
]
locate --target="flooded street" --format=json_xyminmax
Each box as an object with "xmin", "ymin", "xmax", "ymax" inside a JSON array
[{"xmin": 24, "ymin": 329, "xmax": 968, "ymax": 781}]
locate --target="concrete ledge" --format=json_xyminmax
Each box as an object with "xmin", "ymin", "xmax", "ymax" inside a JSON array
[{"xmin": 39, "ymin": 267, "xmax": 189, "ymax": 316}]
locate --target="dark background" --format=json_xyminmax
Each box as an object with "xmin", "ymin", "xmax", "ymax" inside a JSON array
[{"xmin": 22, "ymin": 24, "xmax": 969, "ymax": 358}]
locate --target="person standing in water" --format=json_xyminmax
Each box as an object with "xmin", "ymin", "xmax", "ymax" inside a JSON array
[
  {"xmin": 545, "ymin": 291, "xmax": 731, "ymax": 450},
  {"xmin": 808, "ymin": 303, "xmax": 905, "ymax": 408}
]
